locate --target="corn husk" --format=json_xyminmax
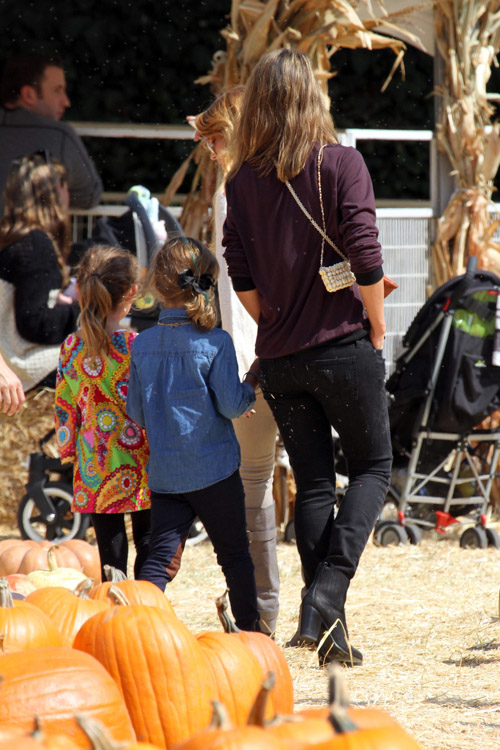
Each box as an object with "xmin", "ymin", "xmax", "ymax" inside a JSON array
[{"xmin": 432, "ymin": 0, "xmax": 500, "ymax": 286}]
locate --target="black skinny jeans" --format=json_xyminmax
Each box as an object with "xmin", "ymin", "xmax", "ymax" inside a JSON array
[
  {"xmin": 91, "ymin": 509, "xmax": 151, "ymax": 581},
  {"xmin": 138, "ymin": 470, "xmax": 259, "ymax": 631},
  {"xmin": 260, "ymin": 336, "xmax": 392, "ymax": 588}
]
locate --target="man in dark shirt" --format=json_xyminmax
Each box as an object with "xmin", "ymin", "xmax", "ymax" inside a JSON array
[{"xmin": 0, "ymin": 53, "xmax": 102, "ymax": 214}]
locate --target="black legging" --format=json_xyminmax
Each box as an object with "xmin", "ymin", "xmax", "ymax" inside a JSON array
[{"xmin": 90, "ymin": 509, "xmax": 151, "ymax": 580}]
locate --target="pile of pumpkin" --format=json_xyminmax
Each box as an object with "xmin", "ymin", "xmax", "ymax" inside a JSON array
[{"xmin": 0, "ymin": 538, "xmax": 424, "ymax": 749}]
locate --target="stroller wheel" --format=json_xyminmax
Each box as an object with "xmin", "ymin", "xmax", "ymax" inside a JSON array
[
  {"xmin": 459, "ymin": 526, "xmax": 488, "ymax": 549},
  {"xmin": 485, "ymin": 528, "xmax": 500, "ymax": 549},
  {"xmin": 18, "ymin": 483, "xmax": 91, "ymax": 543},
  {"xmin": 374, "ymin": 522, "xmax": 408, "ymax": 547},
  {"xmin": 404, "ymin": 523, "xmax": 422, "ymax": 545}
]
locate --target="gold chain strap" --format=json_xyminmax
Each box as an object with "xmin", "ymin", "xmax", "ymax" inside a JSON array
[{"xmin": 284, "ymin": 145, "xmax": 349, "ymax": 267}]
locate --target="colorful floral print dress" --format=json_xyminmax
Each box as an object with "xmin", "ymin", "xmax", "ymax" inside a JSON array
[{"xmin": 55, "ymin": 329, "xmax": 150, "ymax": 514}]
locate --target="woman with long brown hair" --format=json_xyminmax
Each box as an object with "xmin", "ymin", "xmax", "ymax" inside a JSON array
[
  {"xmin": 223, "ymin": 49, "xmax": 393, "ymax": 665},
  {"xmin": 192, "ymin": 87, "xmax": 280, "ymax": 636},
  {"xmin": 0, "ymin": 152, "xmax": 78, "ymax": 391}
]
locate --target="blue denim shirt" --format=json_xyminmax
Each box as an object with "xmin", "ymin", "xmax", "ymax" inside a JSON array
[{"xmin": 126, "ymin": 308, "xmax": 256, "ymax": 493}]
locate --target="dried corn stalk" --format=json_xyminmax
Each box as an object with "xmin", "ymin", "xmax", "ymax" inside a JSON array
[
  {"xmin": 165, "ymin": 0, "xmax": 428, "ymax": 238},
  {"xmin": 432, "ymin": 0, "xmax": 500, "ymax": 285}
]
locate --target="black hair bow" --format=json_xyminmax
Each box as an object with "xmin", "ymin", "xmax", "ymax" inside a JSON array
[{"xmin": 178, "ymin": 270, "xmax": 214, "ymax": 295}]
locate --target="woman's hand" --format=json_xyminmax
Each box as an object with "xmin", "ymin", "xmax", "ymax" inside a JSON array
[
  {"xmin": 243, "ymin": 358, "xmax": 260, "ymax": 390},
  {"xmin": 0, "ymin": 355, "xmax": 25, "ymax": 416},
  {"xmin": 358, "ymin": 277, "xmax": 386, "ymax": 351},
  {"xmin": 370, "ymin": 329, "xmax": 385, "ymax": 351}
]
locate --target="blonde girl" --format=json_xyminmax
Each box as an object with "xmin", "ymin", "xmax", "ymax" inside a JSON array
[
  {"xmin": 55, "ymin": 245, "xmax": 150, "ymax": 581},
  {"xmin": 126, "ymin": 236, "xmax": 260, "ymax": 631},
  {"xmin": 192, "ymin": 88, "xmax": 280, "ymax": 635}
]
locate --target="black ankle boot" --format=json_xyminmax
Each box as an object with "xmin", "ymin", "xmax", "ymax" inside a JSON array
[{"xmin": 298, "ymin": 562, "xmax": 363, "ymax": 666}]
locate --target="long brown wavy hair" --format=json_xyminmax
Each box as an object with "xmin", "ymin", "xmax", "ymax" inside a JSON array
[
  {"xmin": 145, "ymin": 236, "xmax": 219, "ymax": 332},
  {"xmin": 0, "ymin": 152, "xmax": 70, "ymax": 285},
  {"xmin": 194, "ymin": 86, "xmax": 245, "ymax": 177},
  {"xmin": 227, "ymin": 49, "xmax": 338, "ymax": 183},
  {"xmin": 77, "ymin": 245, "xmax": 140, "ymax": 357}
]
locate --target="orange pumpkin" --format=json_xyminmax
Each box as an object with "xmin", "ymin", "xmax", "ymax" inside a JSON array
[
  {"xmin": 292, "ymin": 665, "xmax": 422, "ymax": 750},
  {"xmin": 0, "ymin": 578, "xmax": 63, "ymax": 652},
  {"xmin": 197, "ymin": 630, "xmax": 268, "ymax": 726},
  {"xmin": 293, "ymin": 665, "xmax": 400, "ymax": 734},
  {"xmin": 0, "ymin": 719, "xmax": 83, "ymax": 748},
  {"xmin": 0, "ymin": 539, "xmax": 39, "ymax": 576},
  {"xmin": 173, "ymin": 702, "xmax": 288, "ymax": 750},
  {"xmin": 59, "ymin": 539, "xmax": 101, "ymax": 582},
  {"xmin": 90, "ymin": 568, "xmax": 176, "ymax": 617},
  {"xmin": 18, "ymin": 543, "xmax": 83, "ymax": 575},
  {"xmin": 216, "ymin": 592, "xmax": 294, "ymax": 716},
  {"xmin": 308, "ymin": 726, "xmax": 423, "ymax": 749},
  {"xmin": 76, "ymin": 715, "xmax": 165, "ymax": 749},
  {"xmin": 0, "ymin": 646, "xmax": 136, "ymax": 748},
  {"xmin": 73, "ymin": 604, "xmax": 216, "ymax": 748},
  {"xmin": 25, "ymin": 578, "xmax": 108, "ymax": 647}
]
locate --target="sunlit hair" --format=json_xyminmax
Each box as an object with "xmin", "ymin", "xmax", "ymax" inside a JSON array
[
  {"xmin": 194, "ymin": 86, "xmax": 245, "ymax": 176},
  {"xmin": 145, "ymin": 236, "xmax": 219, "ymax": 332},
  {"xmin": 0, "ymin": 153, "xmax": 70, "ymax": 285},
  {"xmin": 77, "ymin": 245, "xmax": 140, "ymax": 357},
  {"xmin": 227, "ymin": 49, "xmax": 337, "ymax": 183}
]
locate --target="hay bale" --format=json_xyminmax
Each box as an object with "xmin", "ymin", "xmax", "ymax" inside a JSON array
[{"xmin": 0, "ymin": 388, "xmax": 56, "ymax": 527}]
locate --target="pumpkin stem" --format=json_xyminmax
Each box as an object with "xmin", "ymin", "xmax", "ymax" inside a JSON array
[
  {"xmin": 73, "ymin": 578, "xmax": 95, "ymax": 598},
  {"xmin": 76, "ymin": 714, "xmax": 115, "ymax": 749},
  {"xmin": 247, "ymin": 671, "xmax": 276, "ymax": 726},
  {"xmin": 103, "ymin": 565, "xmax": 128, "ymax": 582},
  {"xmin": 107, "ymin": 585, "xmax": 131, "ymax": 606},
  {"xmin": 30, "ymin": 716, "xmax": 44, "ymax": 741},
  {"xmin": 326, "ymin": 663, "xmax": 359, "ymax": 734},
  {"xmin": 216, "ymin": 590, "xmax": 241, "ymax": 633},
  {"xmin": 209, "ymin": 700, "xmax": 233, "ymax": 730},
  {"xmin": 47, "ymin": 546, "xmax": 60, "ymax": 571},
  {"xmin": 0, "ymin": 578, "xmax": 14, "ymax": 608}
]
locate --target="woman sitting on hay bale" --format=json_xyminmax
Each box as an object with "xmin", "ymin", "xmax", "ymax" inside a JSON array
[{"xmin": 0, "ymin": 152, "xmax": 79, "ymax": 394}]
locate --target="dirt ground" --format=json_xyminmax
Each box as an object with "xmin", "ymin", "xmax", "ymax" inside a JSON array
[{"xmin": 165, "ymin": 532, "xmax": 500, "ymax": 750}]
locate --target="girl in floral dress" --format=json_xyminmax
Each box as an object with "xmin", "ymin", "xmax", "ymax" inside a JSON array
[{"xmin": 55, "ymin": 245, "xmax": 150, "ymax": 581}]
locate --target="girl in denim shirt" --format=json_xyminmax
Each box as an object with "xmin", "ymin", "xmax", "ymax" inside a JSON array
[{"xmin": 127, "ymin": 236, "xmax": 260, "ymax": 631}]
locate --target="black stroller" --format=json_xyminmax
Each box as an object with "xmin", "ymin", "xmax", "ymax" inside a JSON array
[{"xmin": 375, "ymin": 257, "xmax": 500, "ymax": 548}]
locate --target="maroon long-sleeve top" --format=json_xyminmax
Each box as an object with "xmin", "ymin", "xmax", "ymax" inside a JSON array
[{"xmin": 222, "ymin": 143, "xmax": 384, "ymax": 359}]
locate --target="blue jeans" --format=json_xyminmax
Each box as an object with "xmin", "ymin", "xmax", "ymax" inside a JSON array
[{"xmin": 260, "ymin": 336, "xmax": 392, "ymax": 588}]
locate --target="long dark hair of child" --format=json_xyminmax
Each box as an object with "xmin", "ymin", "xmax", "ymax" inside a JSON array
[
  {"xmin": 77, "ymin": 245, "xmax": 140, "ymax": 357},
  {"xmin": 0, "ymin": 153, "xmax": 71, "ymax": 284},
  {"xmin": 145, "ymin": 236, "xmax": 219, "ymax": 332}
]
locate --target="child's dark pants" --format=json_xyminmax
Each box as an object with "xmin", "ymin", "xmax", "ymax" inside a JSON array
[
  {"xmin": 138, "ymin": 470, "xmax": 259, "ymax": 631},
  {"xmin": 91, "ymin": 508, "xmax": 151, "ymax": 581}
]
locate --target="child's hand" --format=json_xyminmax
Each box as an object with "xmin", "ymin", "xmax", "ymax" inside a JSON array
[{"xmin": 56, "ymin": 291, "xmax": 74, "ymax": 306}]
